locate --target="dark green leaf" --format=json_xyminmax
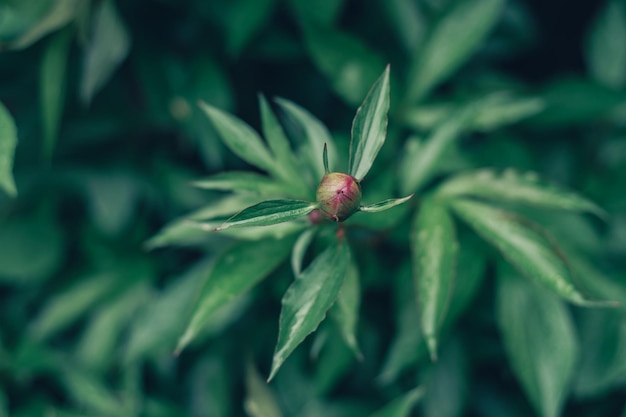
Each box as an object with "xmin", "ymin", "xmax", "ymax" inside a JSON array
[
  {"xmin": 5, "ymin": 0, "xmax": 77, "ymax": 50},
  {"xmin": 0, "ymin": 102, "xmax": 17, "ymax": 197},
  {"xmin": 497, "ymin": 266, "xmax": 578, "ymax": 417},
  {"xmin": 359, "ymin": 194, "xmax": 413, "ymax": 213},
  {"xmin": 405, "ymin": 0, "xmax": 504, "ymax": 102},
  {"xmin": 399, "ymin": 108, "xmax": 474, "ymax": 195},
  {"xmin": 199, "ymin": 101, "xmax": 277, "ymax": 173},
  {"xmin": 215, "ymin": 200, "xmax": 317, "ymax": 230},
  {"xmin": 422, "ymin": 339, "xmax": 467, "ymax": 417},
  {"xmin": 412, "ymin": 197, "xmax": 457, "ymax": 360},
  {"xmin": 585, "ymin": 0, "xmax": 626, "ymax": 90},
  {"xmin": 288, "ymin": 0, "xmax": 344, "ymax": 27},
  {"xmin": 291, "ymin": 228, "xmax": 316, "ymax": 277},
  {"xmin": 451, "ymin": 199, "xmax": 600, "ymax": 305},
  {"xmin": 176, "ymin": 236, "xmax": 295, "ymax": 353},
  {"xmin": 302, "ymin": 25, "xmax": 386, "ymax": 106},
  {"xmin": 80, "ymin": 0, "xmax": 130, "ymax": 104},
  {"xmin": 40, "ymin": 26, "xmax": 71, "ymax": 161},
  {"xmin": 349, "ymin": 65, "xmax": 390, "ymax": 180},
  {"xmin": 437, "ymin": 169, "xmax": 606, "ymax": 218},
  {"xmin": 245, "ymin": 362, "xmax": 283, "ymax": 417},
  {"xmin": 221, "ymin": 0, "xmax": 277, "ymax": 56},
  {"xmin": 330, "ymin": 258, "xmax": 362, "ymax": 359},
  {"xmin": 368, "ymin": 387, "xmax": 424, "ymax": 417},
  {"xmin": 268, "ymin": 240, "xmax": 350, "ymax": 381}
]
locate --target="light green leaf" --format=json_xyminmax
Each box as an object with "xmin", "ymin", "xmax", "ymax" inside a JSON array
[
  {"xmin": 330, "ymin": 258, "xmax": 362, "ymax": 359},
  {"xmin": 369, "ymin": 387, "xmax": 424, "ymax": 417},
  {"xmin": 436, "ymin": 169, "xmax": 606, "ymax": 218},
  {"xmin": 29, "ymin": 272, "xmax": 120, "ymax": 341},
  {"xmin": 302, "ymin": 24, "xmax": 387, "ymax": 106},
  {"xmin": 399, "ymin": 108, "xmax": 474, "ymax": 195},
  {"xmin": 412, "ymin": 198, "xmax": 457, "ymax": 360},
  {"xmin": 405, "ymin": 0, "xmax": 504, "ymax": 102},
  {"xmin": 268, "ymin": 240, "xmax": 350, "ymax": 381},
  {"xmin": 244, "ymin": 362, "xmax": 283, "ymax": 417},
  {"xmin": 40, "ymin": 26, "xmax": 71, "ymax": 161},
  {"xmin": 497, "ymin": 266, "xmax": 578, "ymax": 417},
  {"xmin": 451, "ymin": 199, "xmax": 598, "ymax": 305},
  {"xmin": 199, "ymin": 101, "xmax": 276, "ymax": 173},
  {"xmin": 359, "ymin": 194, "xmax": 413, "ymax": 213},
  {"xmin": 274, "ymin": 98, "xmax": 338, "ymax": 182},
  {"xmin": 259, "ymin": 94, "xmax": 308, "ymax": 194},
  {"xmin": 215, "ymin": 200, "xmax": 317, "ymax": 230},
  {"xmin": 176, "ymin": 236, "xmax": 295, "ymax": 353},
  {"xmin": 5, "ymin": 0, "xmax": 77, "ymax": 50},
  {"xmin": 585, "ymin": 0, "xmax": 626, "ymax": 90},
  {"xmin": 0, "ymin": 102, "xmax": 17, "ymax": 197},
  {"xmin": 192, "ymin": 172, "xmax": 289, "ymax": 197},
  {"xmin": 80, "ymin": 0, "xmax": 130, "ymax": 105},
  {"xmin": 349, "ymin": 65, "xmax": 390, "ymax": 180},
  {"xmin": 291, "ymin": 228, "xmax": 316, "ymax": 277}
]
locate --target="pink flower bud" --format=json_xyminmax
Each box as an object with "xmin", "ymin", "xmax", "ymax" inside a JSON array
[{"xmin": 316, "ymin": 172, "xmax": 362, "ymax": 221}]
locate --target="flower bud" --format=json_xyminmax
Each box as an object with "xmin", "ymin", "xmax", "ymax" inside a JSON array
[{"xmin": 316, "ymin": 172, "xmax": 362, "ymax": 221}]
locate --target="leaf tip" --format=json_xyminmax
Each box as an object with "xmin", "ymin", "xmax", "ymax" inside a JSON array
[{"xmin": 426, "ymin": 336, "xmax": 438, "ymax": 362}]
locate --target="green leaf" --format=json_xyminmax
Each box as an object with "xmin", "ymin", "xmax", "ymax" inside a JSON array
[
  {"xmin": 268, "ymin": 240, "xmax": 350, "ymax": 381},
  {"xmin": 412, "ymin": 197, "xmax": 457, "ymax": 360},
  {"xmin": 79, "ymin": 0, "xmax": 130, "ymax": 105},
  {"xmin": 399, "ymin": 108, "xmax": 474, "ymax": 195},
  {"xmin": 497, "ymin": 266, "xmax": 578, "ymax": 417},
  {"xmin": 60, "ymin": 366, "xmax": 130, "ymax": 416},
  {"xmin": 436, "ymin": 169, "xmax": 606, "ymax": 218},
  {"xmin": 422, "ymin": 339, "xmax": 467, "ymax": 417},
  {"xmin": 199, "ymin": 101, "xmax": 276, "ymax": 173},
  {"xmin": 291, "ymin": 228, "xmax": 316, "ymax": 277},
  {"xmin": 259, "ymin": 94, "xmax": 308, "ymax": 193},
  {"xmin": 244, "ymin": 362, "xmax": 283, "ymax": 417},
  {"xmin": 221, "ymin": 0, "xmax": 277, "ymax": 56},
  {"xmin": 215, "ymin": 200, "xmax": 317, "ymax": 230},
  {"xmin": 40, "ymin": 26, "xmax": 71, "ymax": 161},
  {"xmin": 349, "ymin": 65, "xmax": 390, "ymax": 181},
  {"xmin": 301, "ymin": 24, "xmax": 387, "ymax": 106},
  {"xmin": 330, "ymin": 257, "xmax": 362, "ymax": 359},
  {"xmin": 359, "ymin": 194, "xmax": 413, "ymax": 213},
  {"xmin": 287, "ymin": 0, "xmax": 345, "ymax": 27},
  {"xmin": 368, "ymin": 387, "xmax": 424, "ymax": 417},
  {"xmin": 405, "ymin": 0, "xmax": 504, "ymax": 102},
  {"xmin": 4, "ymin": 0, "xmax": 77, "ymax": 50},
  {"xmin": 585, "ymin": 0, "xmax": 626, "ymax": 90},
  {"xmin": 451, "ymin": 199, "xmax": 598, "ymax": 305},
  {"xmin": 192, "ymin": 172, "xmax": 289, "ymax": 197},
  {"xmin": 274, "ymin": 98, "xmax": 338, "ymax": 182},
  {"xmin": 0, "ymin": 102, "xmax": 17, "ymax": 197},
  {"xmin": 176, "ymin": 236, "xmax": 294, "ymax": 353}
]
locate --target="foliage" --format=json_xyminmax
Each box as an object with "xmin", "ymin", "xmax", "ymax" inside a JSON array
[{"xmin": 1, "ymin": 0, "xmax": 626, "ymax": 416}]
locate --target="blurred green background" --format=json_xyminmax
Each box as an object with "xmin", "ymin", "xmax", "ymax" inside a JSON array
[{"xmin": 1, "ymin": 0, "xmax": 626, "ymax": 416}]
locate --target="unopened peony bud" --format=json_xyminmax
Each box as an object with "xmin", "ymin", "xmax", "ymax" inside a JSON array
[{"xmin": 316, "ymin": 172, "xmax": 362, "ymax": 221}]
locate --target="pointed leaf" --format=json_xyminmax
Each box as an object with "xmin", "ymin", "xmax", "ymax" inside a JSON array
[
  {"xmin": 585, "ymin": 0, "xmax": 626, "ymax": 90},
  {"xmin": 176, "ymin": 236, "xmax": 295, "ymax": 353},
  {"xmin": 291, "ymin": 228, "xmax": 316, "ymax": 277},
  {"xmin": 359, "ymin": 194, "xmax": 413, "ymax": 213},
  {"xmin": 259, "ymin": 94, "xmax": 307, "ymax": 193},
  {"xmin": 349, "ymin": 65, "xmax": 391, "ymax": 180},
  {"xmin": 274, "ymin": 98, "xmax": 338, "ymax": 181},
  {"xmin": 497, "ymin": 266, "xmax": 578, "ymax": 417},
  {"xmin": 215, "ymin": 200, "xmax": 317, "ymax": 230},
  {"xmin": 369, "ymin": 387, "xmax": 424, "ymax": 417},
  {"xmin": 436, "ymin": 169, "xmax": 605, "ymax": 218},
  {"xmin": 451, "ymin": 199, "xmax": 597, "ymax": 305},
  {"xmin": 244, "ymin": 362, "xmax": 283, "ymax": 417},
  {"xmin": 0, "ymin": 102, "xmax": 17, "ymax": 197},
  {"xmin": 412, "ymin": 198, "xmax": 457, "ymax": 360},
  {"xmin": 330, "ymin": 257, "xmax": 362, "ymax": 359},
  {"xmin": 5, "ymin": 0, "xmax": 77, "ymax": 50},
  {"xmin": 399, "ymin": 108, "xmax": 474, "ymax": 195},
  {"xmin": 199, "ymin": 101, "xmax": 276, "ymax": 173},
  {"xmin": 268, "ymin": 240, "xmax": 350, "ymax": 381},
  {"xmin": 80, "ymin": 0, "xmax": 130, "ymax": 104},
  {"xmin": 192, "ymin": 172, "xmax": 289, "ymax": 197},
  {"xmin": 40, "ymin": 27, "xmax": 71, "ymax": 161},
  {"xmin": 405, "ymin": 0, "xmax": 504, "ymax": 102}
]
